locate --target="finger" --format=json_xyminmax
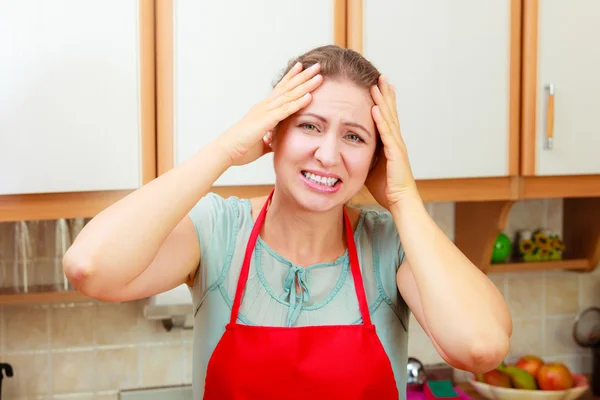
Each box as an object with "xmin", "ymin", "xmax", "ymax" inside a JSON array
[
  {"xmin": 269, "ymin": 73, "xmax": 322, "ymax": 110},
  {"xmin": 372, "ymin": 105, "xmax": 400, "ymax": 148},
  {"xmin": 382, "ymin": 77, "xmax": 399, "ymax": 123},
  {"xmin": 371, "ymin": 106, "xmax": 391, "ymax": 140},
  {"xmin": 375, "ymin": 76, "xmax": 400, "ymax": 129},
  {"xmin": 275, "ymin": 62, "xmax": 303, "ymax": 89},
  {"xmin": 270, "ymin": 63, "xmax": 321, "ymax": 100},
  {"xmin": 273, "ymin": 92, "xmax": 313, "ymax": 122},
  {"xmin": 370, "ymin": 85, "xmax": 396, "ymax": 129},
  {"xmin": 380, "ymin": 81, "xmax": 406, "ymax": 146},
  {"xmin": 262, "ymin": 135, "xmax": 273, "ymax": 155}
]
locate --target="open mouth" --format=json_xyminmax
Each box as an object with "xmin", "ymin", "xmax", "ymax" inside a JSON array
[{"xmin": 301, "ymin": 171, "xmax": 342, "ymax": 188}]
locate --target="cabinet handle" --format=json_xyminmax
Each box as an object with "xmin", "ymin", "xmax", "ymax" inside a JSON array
[{"xmin": 544, "ymin": 84, "xmax": 555, "ymax": 150}]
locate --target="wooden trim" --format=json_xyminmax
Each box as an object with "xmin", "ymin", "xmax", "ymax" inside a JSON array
[
  {"xmin": 156, "ymin": 0, "xmax": 174, "ymax": 175},
  {"xmin": 140, "ymin": 0, "xmax": 157, "ymax": 184},
  {"xmin": 508, "ymin": 0, "xmax": 522, "ymax": 176},
  {"xmin": 521, "ymin": 175, "xmax": 600, "ymax": 198},
  {"xmin": 487, "ymin": 259, "xmax": 590, "ymax": 273},
  {"xmin": 0, "ymin": 286, "xmax": 90, "ymax": 306},
  {"xmin": 333, "ymin": 0, "xmax": 347, "ymax": 47},
  {"xmin": 414, "ymin": 177, "xmax": 519, "ymax": 202},
  {"xmin": 346, "ymin": 0, "xmax": 362, "ymax": 53},
  {"xmin": 563, "ymin": 197, "xmax": 600, "ymax": 272},
  {"xmin": 455, "ymin": 201, "xmax": 515, "ymax": 269},
  {"xmin": 521, "ymin": 0, "xmax": 538, "ymax": 175},
  {"xmin": 0, "ymin": 190, "xmax": 132, "ymax": 222}
]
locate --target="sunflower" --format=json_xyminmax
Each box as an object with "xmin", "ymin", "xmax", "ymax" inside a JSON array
[
  {"xmin": 519, "ymin": 239, "xmax": 535, "ymax": 254},
  {"xmin": 548, "ymin": 249, "xmax": 562, "ymax": 260},
  {"xmin": 538, "ymin": 247, "xmax": 551, "ymax": 261},
  {"xmin": 532, "ymin": 231, "xmax": 551, "ymax": 251},
  {"xmin": 551, "ymin": 237, "xmax": 566, "ymax": 252}
]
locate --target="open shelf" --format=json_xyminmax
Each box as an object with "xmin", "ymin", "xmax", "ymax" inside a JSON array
[
  {"xmin": 487, "ymin": 258, "xmax": 590, "ymax": 273},
  {"xmin": 0, "ymin": 285, "xmax": 89, "ymax": 306},
  {"xmin": 455, "ymin": 197, "xmax": 600, "ymax": 274}
]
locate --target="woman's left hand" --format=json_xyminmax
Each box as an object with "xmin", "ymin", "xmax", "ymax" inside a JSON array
[{"xmin": 365, "ymin": 75, "xmax": 418, "ymax": 209}]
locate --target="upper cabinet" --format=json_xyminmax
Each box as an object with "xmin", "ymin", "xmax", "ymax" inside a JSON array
[
  {"xmin": 3, "ymin": 1, "xmax": 600, "ymax": 224},
  {"xmin": 351, "ymin": 0, "xmax": 519, "ymax": 182},
  {"xmin": 157, "ymin": 0, "xmax": 346, "ymax": 192},
  {"xmin": 0, "ymin": 0, "xmax": 155, "ymax": 221},
  {"xmin": 522, "ymin": 0, "xmax": 600, "ymax": 178}
]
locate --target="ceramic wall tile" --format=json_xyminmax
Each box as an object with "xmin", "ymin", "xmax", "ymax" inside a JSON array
[
  {"xmin": 545, "ymin": 272, "xmax": 579, "ymax": 315},
  {"xmin": 506, "ymin": 275, "xmax": 544, "ymax": 318},
  {"xmin": 1, "ymin": 353, "xmax": 50, "ymax": 397},
  {"xmin": 51, "ymin": 349, "xmax": 96, "ymax": 393},
  {"xmin": 50, "ymin": 302, "xmax": 95, "ymax": 348},
  {"xmin": 544, "ymin": 316, "xmax": 582, "ymax": 356},
  {"xmin": 139, "ymin": 343, "xmax": 185, "ymax": 386},
  {"xmin": 507, "ymin": 318, "xmax": 544, "ymax": 358},
  {"xmin": 4, "ymin": 305, "xmax": 49, "ymax": 352},
  {"xmin": 94, "ymin": 347, "xmax": 139, "ymax": 391}
]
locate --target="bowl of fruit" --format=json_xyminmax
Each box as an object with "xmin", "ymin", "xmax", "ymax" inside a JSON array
[{"xmin": 468, "ymin": 355, "xmax": 590, "ymax": 400}]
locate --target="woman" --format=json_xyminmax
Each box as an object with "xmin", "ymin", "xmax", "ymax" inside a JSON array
[{"xmin": 63, "ymin": 45, "xmax": 511, "ymax": 399}]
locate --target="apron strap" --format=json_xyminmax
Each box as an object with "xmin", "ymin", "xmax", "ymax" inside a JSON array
[
  {"xmin": 230, "ymin": 189, "xmax": 373, "ymax": 327},
  {"xmin": 343, "ymin": 209, "xmax": 373, "ymax": 326},
  {"xmin": 229, "ymin": 189, "xmax": 272, "ymax": 325}
]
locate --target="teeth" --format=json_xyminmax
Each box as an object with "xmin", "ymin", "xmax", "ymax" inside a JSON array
[{"xmin": 302, "ymin": 171, "xmax": 339, "ymax": 187}]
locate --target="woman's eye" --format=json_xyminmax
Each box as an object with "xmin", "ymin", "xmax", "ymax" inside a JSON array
[
  {"xmin": 300, "ymin": 123, "xmax": 318, "ymax": 131},
  {"xmin": 346, "ymin": 133, "xmax": 364, "ymax": 143}
]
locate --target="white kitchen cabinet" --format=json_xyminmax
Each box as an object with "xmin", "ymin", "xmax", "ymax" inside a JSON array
[
  {"xmin": 350, "ymin": 0, "xmax": 517, "ymax": 181},
  {"xmin": 529, "ymin": 0, "xmax": 600, "ymax": 176},
  {"xmin": 162, "ymin": 0, "xmax": 344, "ymax": 186},
  {"xmin": 0, "ymin": 0, "xmax": 154, "ymax": 197}
]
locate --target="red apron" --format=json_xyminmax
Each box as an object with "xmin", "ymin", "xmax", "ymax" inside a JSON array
[{"xmin": 203, "ymin": 190, "xmax": 399, "ymax": 400}]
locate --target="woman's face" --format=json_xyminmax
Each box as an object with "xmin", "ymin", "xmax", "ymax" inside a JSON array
[{"xmin": 272, "ymin": 78, "xmax": 378, "ymax": 212}]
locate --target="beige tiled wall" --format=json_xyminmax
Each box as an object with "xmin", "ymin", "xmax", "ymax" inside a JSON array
[
  {"xmin": 0, "ymin": 198, "xmax": 599, "ymax": 399},
  {"xmin": 0, "ymin": 299, "xmax": 193, "ymax": 399}
]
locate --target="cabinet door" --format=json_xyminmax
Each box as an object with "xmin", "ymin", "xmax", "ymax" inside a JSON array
[
  {"xmin": 531, "ymin": 0, "xmax": 600, "ymax": 176},
  {"xmin": 168, "ymin": 0, "xmax": 342, "ymax": 186},
  {"xmin": 354, "ymin": 0, "xmax": 516, "ymax": 180},
  {"xmin": 0, "ymin": 0, "xmax": 151, "ymax": 196}
]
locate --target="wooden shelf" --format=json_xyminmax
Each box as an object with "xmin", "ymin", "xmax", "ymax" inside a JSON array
[
  {"xmin": 487, "ymin": 258, "xmax": 590, "ymax": 273},
  {"xmin": 0, "ymin": 190, "xmax": 133, "ymax": 222},
  {"xmin": 0, "ymin": 285, "xmax": 90, "ymax": 306},
  {"xmin": 455, "ymin": 197, "xmax": 600, "ymax": 274},
  {"xmin": 521, "ymin": 175, "xmax": 600, "ymax": 199}
]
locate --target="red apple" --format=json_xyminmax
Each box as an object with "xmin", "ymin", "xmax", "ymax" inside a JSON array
[
  {"xmin": 515, "ymin": 355, "xmax": 545, "ymax": 377},
  {"xmin": 480, "ymin": 369, "xmax": 512, "ymax": 388},
  {"xmin": 537, "ymin": 362, "xmax": 574, "ymax": 390}
]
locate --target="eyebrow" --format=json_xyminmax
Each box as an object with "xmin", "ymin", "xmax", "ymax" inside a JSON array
[{"xmin": 298, "ymin": 112, "xmax": 373, "ymax": 138}]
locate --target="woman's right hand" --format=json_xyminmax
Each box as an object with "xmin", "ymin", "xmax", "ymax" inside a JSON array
[{"xmin": 216, "ymin": 62, "xmax": 323, "ymax": 166}]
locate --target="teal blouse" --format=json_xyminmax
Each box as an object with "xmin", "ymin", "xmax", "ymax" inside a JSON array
[{"xmin": 187, "ymin": 193, "xmax": 410, "ymax": 399}]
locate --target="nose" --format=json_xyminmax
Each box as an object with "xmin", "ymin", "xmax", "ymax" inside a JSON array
[{"xmin": 313, "ymin": 132, "xmax": 341, "ymax": 167}]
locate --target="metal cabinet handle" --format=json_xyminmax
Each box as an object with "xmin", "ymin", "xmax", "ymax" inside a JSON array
[{"xmin": 544, "ymin": 84, "xmax": 555, "ymax": 150}]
